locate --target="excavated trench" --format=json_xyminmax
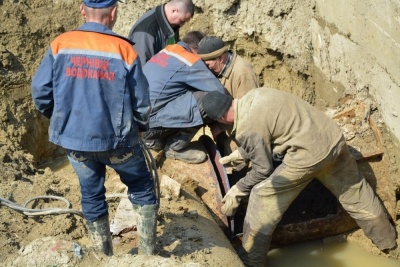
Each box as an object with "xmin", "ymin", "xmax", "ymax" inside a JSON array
[{"xmin": 1, "ymin": 1, "xmax": 399, "ymax": 265}]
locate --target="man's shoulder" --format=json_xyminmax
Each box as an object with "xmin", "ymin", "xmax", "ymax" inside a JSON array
[
  {"xmin": 232, "ymin": 52, "xmax": 253, "ymax": 69},
  {"xmin": 163, "ymin": 44, "xmax": 201, "ymax": 65},
  {"xmin": 131, "ymin": 5, "xmax": 163, "ymax": 31}
]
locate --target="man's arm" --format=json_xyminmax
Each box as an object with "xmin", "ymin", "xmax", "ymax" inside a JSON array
[
  {"xmin": 186, "ymin": 60, "xmax": 227, "ymax": 93},
  {"xmin": 128, "ymin": 58, "xmax": 151, "ymax": 131},
  {"xmin": 235, "ymin": 133, "xmax": 275, "ymax": 193},
  {"xmin": 130, "ymin": 31, "xmax": 156, "ymax": 67},
  {"xmin": 220, "ymin": 133, "xmax": 274, "ymax": 216},
  {"xmin": 31, "ymin": 47, "xmax": 54, "ymax": 119}
]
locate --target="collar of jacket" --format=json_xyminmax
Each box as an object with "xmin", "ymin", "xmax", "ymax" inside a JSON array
[
  {"xmin": 177, "ymin": 41, "xmax": 192, "ymax": 52},
  {"xmin": 219, "ymin": 50, "xmax": 234, "ymax": 78},
  {"xmin": 232, "ymin": 98, "xmax": 239, "ymax": 135},
  {"xmin": 155, "ymin": 4, "xmax": 177, "ymax": 39}
]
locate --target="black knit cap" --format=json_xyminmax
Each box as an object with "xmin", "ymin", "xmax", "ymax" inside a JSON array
[
  {"xmin": 202, "ymin": 91, "xmax": 232, "ymax": 120},
  {"xmin": 197, "ymin": 36, "xmax": 229, "ymax": 60}
]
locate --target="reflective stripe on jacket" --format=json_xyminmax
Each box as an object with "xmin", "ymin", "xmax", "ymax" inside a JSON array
[
  {"xmin": 143, "ymin": 41, "xmax": 227, "ymax": 128},
  {"xmin": 31, "ymin": 22, "xmax": 150, "ymax": 152}
]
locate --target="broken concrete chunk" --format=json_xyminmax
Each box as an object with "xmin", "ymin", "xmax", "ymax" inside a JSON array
[
  {"xmin": 110, "ymin": 197, "xmax": 138, "ymax": 236},
  {"xmin": 160, "ymin": 175, "xmax": 181, "ymax": 198}
]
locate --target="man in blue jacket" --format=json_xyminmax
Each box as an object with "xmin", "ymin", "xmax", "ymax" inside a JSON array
[
  {"xmin": 31, "ymin": 0, "xmax": 158, "ymax": 256},
  {"xmin": 142, "ymin": 31, "xmax": 229, "ymax": 164}
]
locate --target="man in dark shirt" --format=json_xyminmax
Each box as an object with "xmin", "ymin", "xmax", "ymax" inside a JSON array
[{"xmin": 128, "ymin": 0, "xmax": 194, "ymax": 66}]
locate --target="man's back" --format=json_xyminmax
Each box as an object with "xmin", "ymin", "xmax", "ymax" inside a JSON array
[
  {"xmin": 32, "ymin": 23, "xmax": 149, "ymax": 151},
  {"xmin": 128, "ymin": 5, "xmax": 177, "ymax": 66},
  {"xmin": 128, "ymin": 0, "xmax": 194, "ymax": 66},
  {"xmin": 143, "ymin": 42, "xmax": 226, "ymax": 128},
  {"xmin": 235, "ymin": 87, "xmax": 343, "ymax": 168}
]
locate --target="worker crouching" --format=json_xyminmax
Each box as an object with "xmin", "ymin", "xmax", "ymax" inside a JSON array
[{"xmin": 204, "ymin": 88, "xmax": 397, "ymax": 266}]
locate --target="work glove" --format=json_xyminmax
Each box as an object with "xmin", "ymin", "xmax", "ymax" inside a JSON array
[
  {"xmin": 221, "ymin": 184, "xmax": 248, "ymax": 216},
  {"xmin": 219, "ymin": 149, "xmax": 243, "ymax": 165},
  {"xmin": 219, "ymin": 149, "xmax": 247, "ymax": 173}
]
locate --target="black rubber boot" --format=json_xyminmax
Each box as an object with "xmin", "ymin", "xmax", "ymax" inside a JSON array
[
  {"xmin": 164, "ymin": 131, "xmax": 206, "ymax": 164},
  {"xmin": 165, "ymin": 144, "xmax": 207, "ymax": 164},
  {"xmin": 144, "ymin": 139, "xmax": 166, "ymax": 152},
  {"xmin": 85, "ymin": 215, "xmax": 113, "ymax": 256},
  {"xmin": 166, "ymin": 130, "xmax": 193, "ymax": 150},
  {"xmin": 132, "ymin": 203, "xmax": 159, "ymax": 255}
]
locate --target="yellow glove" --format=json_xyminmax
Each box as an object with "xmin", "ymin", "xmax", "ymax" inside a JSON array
[
  {"xmin": 219, "ymin": 149, "xmax": 244, "ymax": 165},
  {"xmin": 221, "ymin": 185, "xmax": 248, "ymax": 216}
]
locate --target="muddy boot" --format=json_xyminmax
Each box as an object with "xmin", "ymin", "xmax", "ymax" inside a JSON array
[
  {"xmin": 237, "ymin": 221, "xmax": 271, "ymax": 267},
  {"xmin": 132, "ymin": 203, "xmax": 159, "ymax": 255},
  {"xmin": 164, "ymin": 131, "xmax": 206, "ymax": 164},
  {"xmin": 165, "ymin": 144, "xmax": 207, "ymax": 163},
  {"xmin": 144, "ymin": 139, "xmax": 166, "ymax": 152},
  {"xmin": 85, "ymin": 215, "xmax": 113, "ymax": 256}
]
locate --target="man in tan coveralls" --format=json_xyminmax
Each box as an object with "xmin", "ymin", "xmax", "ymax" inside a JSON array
[
  {"xmin": 197, "ymin": 36, "xmax": 259, "ymax": 170},
  {"xmin": 201, "ymin": 88, "xmax": 397, "ymax": 267},
  {"xmin": 197, "ymin": 36, "xmax": 259, "ymax": 99}
]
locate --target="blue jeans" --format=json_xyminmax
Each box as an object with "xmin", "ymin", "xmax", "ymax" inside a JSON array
[{"xmin": 67, "ymin": 144, "xmax": 157, "ymax": 222}]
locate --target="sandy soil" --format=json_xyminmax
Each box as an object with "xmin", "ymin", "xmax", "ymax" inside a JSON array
[
  {"xmin": 0, "ymin": 0, "xmax": 399, "ymax": 266},
  {"xmin": 1, "ymin": 95, "xmax": 399, "ymax": 266},
  {"xmin": 1, "ymin": 154, "xmax": 244, "ymax": 266}
]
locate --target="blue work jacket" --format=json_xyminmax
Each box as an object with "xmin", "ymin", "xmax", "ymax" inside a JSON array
[
  {"xmin": 31, "ymin": 22, "xmax": 150, "ymax": 152},
  {"xmin": 143, "ymin": 41, "xmax": 227, "ymax": 128}
]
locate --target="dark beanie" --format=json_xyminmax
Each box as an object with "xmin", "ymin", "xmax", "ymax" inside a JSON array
[
  {"xmin": 197, "ymin": 36, "xmax": 229, "ymax": 60},
  {"xmin": 201, "ymin": 91, "xmax": 232, "ymax": 120}
]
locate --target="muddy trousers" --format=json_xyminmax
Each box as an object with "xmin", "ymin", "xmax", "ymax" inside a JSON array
[
  {"xmin": 240, "ymin": 137, "xmax": 396, "ymax": 267},
  {"xmin": 142, "ymin": 127, "xmax": 207, "ymax": 163},
  {"xmin": 67, "ymin": 144, "xmax": 157, "ymax": 222},
  {"xmin": 68, "ymin": 144, "xmax": 158, "ymax": 256}
]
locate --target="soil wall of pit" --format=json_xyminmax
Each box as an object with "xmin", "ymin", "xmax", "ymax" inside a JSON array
[{"xmin": 0, "ymin": 0, "xmax": 399, "ymax": 192}]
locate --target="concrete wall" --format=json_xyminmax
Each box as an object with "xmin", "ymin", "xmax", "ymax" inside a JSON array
[{"xmin": 312, "ymin": 0, "xmax": 400, "ymax": 140}]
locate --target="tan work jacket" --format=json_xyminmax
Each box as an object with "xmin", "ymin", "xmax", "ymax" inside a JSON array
[
  {"xmin": 220, "ymin": 51, "xmax": 259, "ymax": 98},
  {"xmin": 233, "ymin": 88, "xmax": 343, "ymax": 193},
  {"xmin": 218, "ymin": 51, "xmax": 260, "ymax": 154}
]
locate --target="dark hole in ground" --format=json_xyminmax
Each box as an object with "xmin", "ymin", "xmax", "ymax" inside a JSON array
[
  {"xmin": 279, "ymin": 179, "xmax": 338, "ymax": 224},
  {"xmin": 229, "ymin": 170, "xmax": 339, "ymax": 236}
]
